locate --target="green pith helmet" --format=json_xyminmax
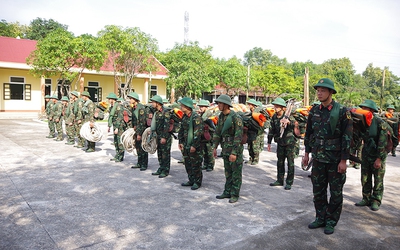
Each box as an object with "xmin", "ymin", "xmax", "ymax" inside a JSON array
[
  {"xmin": 214, "ymin": 94, "xmax": 232, "ymax": 107},
  {"xmin": 314, "ymin": 78, "xmax": 337, "ymax": 94},
  {"xmin": 127, "ymin": 92, "xmax": 140, "ymax": 101},
  {"xmin": 359, "ymin": 99, "xmax": 379, "ymax": 112},
  {"xmin": 198, "ymin": 100, "xmax": 210, "ymax": 107},
  {"xmin": 271, "ymin": 97, "xmax": 286, "ymax": 107},
  {"xmin": 192, "ymin": 100, "xmax": 198, "ymax": 104},
  {"xmin": 179, "ymin": 97, "xmax": 194, "ymax": 109},
  {"xmin": 117, "ymin": 97, "xmax": 124, "ymax": 102},
  {"xmin": 312, "ymin": 101, "xmax": 321, "ymax": 106},
  {"xmin": 256, "ymin": 101, "xmax": 263, "ymax": 107},
  {"xmin": 70, "ymin": 91, "xmax": 79, "ymax": 97},
  {"xmin": 246, "ymin": 99, "xmax": 258, "ymax": 106},
  {"xmin": 81, "ymin": 91, "xmax": 91, "ymax": 97},
  {"xmin": 51, "ymin": 95, "xmax": 58, "ymax": 100},
  {"xmin": 162, "ymin": 98, "xmax": 169, "ymax": 103},
  {"xmin": 387, "ymin": 105, "xmax": 395, "ymax": 110},
  {"xmin": 45, "ymin": 95, "xmax": 50, "ymax": 99},
  {"xmin": 150, "ymin": 95, "xmax": 163, "ymax": 104},
  {"xmin": 106, "ymin": 93, "xmax": 118, "ymax": 100},
  {"xmin": 61, "ymin": 96, "xmax": 69, "ymax": 102}
]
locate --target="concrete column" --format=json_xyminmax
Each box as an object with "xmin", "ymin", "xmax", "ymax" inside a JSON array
[{"xmin": 144, "ymin": 79, "xmax": 149, "ymax": 104}]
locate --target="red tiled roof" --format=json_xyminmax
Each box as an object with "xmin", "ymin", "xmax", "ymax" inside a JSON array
[
  {"xmin": 0, "ymin": 36, "xmax": 168, "ymax": 76},
  {"xmin": 0, "ymin": 36, "xmax": 37, "ymax": 63}
]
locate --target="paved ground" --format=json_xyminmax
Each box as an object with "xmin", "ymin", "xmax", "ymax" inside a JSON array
[{"xmin": 1, "ymin": 119, "xmax": 399, "ymax": 250}]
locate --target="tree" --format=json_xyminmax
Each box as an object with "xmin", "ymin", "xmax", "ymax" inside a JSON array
[
  {"xmin": 214, "ymin": 57, "xmax": 247, "ymax": 97},
  {"xmin": 98, "ymin": 25, "xmax": 159, "ymax": 99},
  {"xmin": 243, "ymin": 47, "xmax": 289, "ymax": 68},
  {"xmin": 158, "ymin": 42, "xmax": 217, "ymax": 99},
  {"xmin": 26, "ymin": 18, "xmax": 68, "ymax": 40},
  {"xmin": 0, "ymin": 19, "xmax": 28, "ymax": 38}
]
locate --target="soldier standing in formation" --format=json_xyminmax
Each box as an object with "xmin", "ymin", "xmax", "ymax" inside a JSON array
[
  {"xmin": 64, "ymin": 93, "xmax": 76, "ymax": 145},
  {"xmin": 178, "ymin": 97, "xmax": 204, "ymax": 190},
  {"xmin": 302, "ymin": 78, "xmax": 353, "ymax": 235},
  {"xmin": 197, "ymin": 100, "xmax": 215, "ymax": 172},
  {"xmin": 267, "ymin": 97, "xmax": 299, "ymax": 190},
  {"xmin": 51, "ymin": 95, "xmax": 63, "ymax": 141},
  {"xmin": 71, "ymin": 92, "xmax": 85, "ymax": 148},
  {"xmin": 45, "ymin": 95, "xmax": 55, "ymax": 138},
  {"xmin": 107, "ymin": 93, "xmax": 127, "ymax": 162},
  {"xmin": 246, "ymin": 99, "xmax": 265, "ymax": 165},
  {"xmin": 128, "ymin": 92, "xmax": 150, "ymax": 171},
  {"xmin": 150, "ymin": 95, "xmax": 173, "ymax": 178},
  {"xmin": 383, "ymin": 104, "xmax": 399, "ymax": 156},
  {"xmin": 355, "ymin": 100, "xmax": 388, "ymax": 211},
  {"xmin": 213, "ymin": 94, "xmax": 244, "ymax": 203},
  {"xmin": 81, "ymin": 91, "xmax": 96, "ymax": 152}
]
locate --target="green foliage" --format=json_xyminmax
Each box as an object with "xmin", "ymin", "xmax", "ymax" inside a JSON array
[
  {"xmin": 158, "ymin": 42, "xmax": 216, "ymax": 99},
  {"xmin": 98, "ymin": 25, "xmax": 159, "ymax": 98},
  {"xmin": 0, "ymin": 19, "xmax": 28, "ymax": 38},
  {"xmin": 26, "ymin": 18, "xmax": 68, "ymax": 40},
  {"xmin": 214, "ymin": 57, "xmax": 247, "ymax": 95},
  {"xmin": 244, "ymin": 47, "xmax": 289, "ymax": 68}
]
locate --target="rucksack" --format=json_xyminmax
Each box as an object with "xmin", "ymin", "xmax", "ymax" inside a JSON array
[{"xmin": 377, "ymin": 117, "xmax": 396, "ymax": 153}]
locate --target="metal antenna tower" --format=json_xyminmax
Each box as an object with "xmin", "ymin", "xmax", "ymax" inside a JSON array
[{"xmin": 184, "ymin": 11, "xmax": 189, "ymax": 45}]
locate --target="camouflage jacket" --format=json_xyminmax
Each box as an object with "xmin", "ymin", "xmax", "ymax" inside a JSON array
[
  {"xmin": 178, "ymin": 111, "xmax": 203, "ymax": 150},
  {"xmin": 64, "ymin": 101, "xmax": 75, "ymax": 125},
  {"xmin": 51, "ymin": 101, "xmax": 63, "ymax": 120},
  {"xmin": 304, "ymin": 101, "xmax": 353, "ymax": 163},
  {"xmin": 213, "ymin": 110, "xmax": 243, "ymax": 156},
  {"xmin": 152, "ymin": 106, "xmax": 171, "ymax": 139},
  {"xmin": 82, "ymin": 99, "xmax": 95, "ymax": 123},
  {"xmin": 46, "ymin": 101, "xmax": 54, "ymax": 118},
  {"xmin": 108, "ymin": 102, "xmax": 127, "ymax": 130},
  {"xmin": 73, "ymin": 99, "xmax": 84, "ymax": 122},
  {"xmin": 361, "ymin": 114, "xmax": 388, "ymax": 160},
  {"xmin": 267, "ymin": 112, "xmax": 298, "ymax": 146},
  {"xmin": 132, "ymin": 103, "xmax": 149, "ymax": 135}
]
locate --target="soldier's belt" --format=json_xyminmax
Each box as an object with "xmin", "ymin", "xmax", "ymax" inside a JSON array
[
  {"xmin": 222, "ymin": 136, "xmax": 234, "ymax": 142},
  {"xmin": 315, "ymin": 138, "xmax": 341, "ymax": 146}
]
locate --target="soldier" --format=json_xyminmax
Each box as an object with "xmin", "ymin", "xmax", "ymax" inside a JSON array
[
  {"xmin": 178, "ymin": 97, "xmax": 204, "ymax": 190},
  {"xmin": 150, "ymin": 95, "xmax": 173, "ymax": 178},
  {"xmin": 128, "ymin": 92, "xmax": 150, "ymax": 171},
  {"xmin": 355, "ymin": 100, "xmax": 388, "ymax": 211},
  {"xmin": 302, "ymin": 78, "xmax": 352, "ymax": 235},
  {"xmin": 81, "ymin": 91, "xmax": 96, "ymax": 152},
  {"xmin": 213, "ymin": 94, "xmax": 244, "ymax": 203},
  {"xmin": 267, "ymin": 97, "xmax": 300, "ymax": 190},
  {"xmin": 63, "ymin": 93, "xmax": 76, "ymax": 145},
  {"xmin": 246, "ymin": 99, "xmax": 265, "ymax": 165},
  {"xmin": 107, "ymin": 93, "xmax": 127, "ymax": 162},
  {"xmin": 383, "ymin": 104, "xmax": 399, "ymax": 156},
  {"xmin": 71, "ymin": 92, "xmax": 85, "ymax": 148},
  {"xmin": 198, "ymin": 100, "xmax": 215, "ymax": 172},
  {"xmin": 45, "ymin": 95, "xmax": 56, "ymax": 138},
  {"xmin": 51, "ymin": 95, "xmax": 63, "ymax": 141}
]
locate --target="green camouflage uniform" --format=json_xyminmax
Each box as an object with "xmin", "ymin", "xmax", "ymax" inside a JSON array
[
  {"xmin": 152, "ymin": 106, "xmax": 173, "ymax": 175},
  {"xmin": 73, "ymin": 99, "xmax": 85, "ymax": 147},
  {"xmin": 179, "ymin": 111, "xmax": 203, "ymax": 186},
  {"xmin": 63, "ymin": 101, "xmax": 76, "ymax": 144},
  {"xmin": 46, "ymin": 101, "xmax": 55, "ymax": 137},
  {"xmin": 108, "ymin": 102, "xmax": 127, "ymax": 161},
  {"xmin": 304, "ymin": 101, "xmax": 353, "ymax": 228},
  {"xmin": 213, "ymin": 110, "xmax": 244, "ymax": 199},
  {"xmin": 247, "ymin": 106, "xmax": 266, "ymax": 164},
  {"xmin": 199, "ymin": 109, "xmax": 215, "ymax": 171},
  {"xmin": 359, "ymin": 115, "xmax": 388, "ymax": 206},
  {"xmin": 82, "ymin": 99, "xmax": 96, "ymax": 150},
  {"xmin": 267, "ymin": 113, "xmax": 298, "ymax": 186},
  {"xmin": 51, "ymin": 101, "xmax": 63, "ymax": 140},
  {"xmin": 381, "ymin": 112, "xmax": 399, "ymax": 156},
  {"xmin": 132, "ymin": 103, "xmax": 150, "ymax": 170}
]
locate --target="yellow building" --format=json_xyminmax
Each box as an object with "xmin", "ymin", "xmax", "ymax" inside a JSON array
[{"xmin": 0, "ymin": 36, "xmax": 168, "ymax": 114}]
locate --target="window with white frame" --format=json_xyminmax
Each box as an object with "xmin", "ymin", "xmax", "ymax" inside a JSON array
[
  {"xmin": 150, "ymin": 85, "xmax": 157, "ymax": 97},
  {"xmin": 3, "ymin": 77, "xmax": 31, "ymax": 100}
]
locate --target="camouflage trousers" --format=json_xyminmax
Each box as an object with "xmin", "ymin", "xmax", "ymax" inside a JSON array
[
  {"xmin": 156, "ymin": 135, "xmax": 172, "ymax": 175},
  {"xmin": 48, "ymin": 119, "xmax": 55, "ymax": 136},
  {"xmin": 183, "ymin": 147, "xmax": 203, "ymax": 186},
  {"xmin": 74, "ymin": 122, "xmax": 85, "ymax": 146},
  {"xmin": 135, "ymin": 137, "xmax": 148, "ymax": 169},
  {"xmin": 113, "ymin": 130, "xmax": 125, "ymax": 161},
  {"xmin": 311, "ymin": 160, "xmax": 346, "ymax": 227},
  {"xmin": 221, "ymin": 153, "xmax": 243, "ymax": 198},
  {"xmin": 248, "ymin": 133, "xmax": 264, "ymax": 163},
  {"xmin": 276, "ymin": 143, "xmax": 296, "ymax": 185},
  {"xmin": 360, "ymin": 155, "xmax": 386, "ymax": 205},
  {"xmin": 65, "ymin": 124, "xmax": 75, "ymax": 143},
  {"xmin": 54, "ymin": 119, "xmax": 63, "ymax": 140},
  {"xmin": 201, "ymin": 141, "xmax": 215, "ymax": 170}
]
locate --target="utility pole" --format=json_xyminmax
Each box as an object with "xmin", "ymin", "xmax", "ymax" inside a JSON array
[
  {"xmin": 303, "ymin": 67, "xmax": 309, "ymax": 106},
  {"xmin": 380, "ymin": 68, "xmax": 386, "ymax": 110}
]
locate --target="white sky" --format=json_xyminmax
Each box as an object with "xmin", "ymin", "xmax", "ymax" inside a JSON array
[{"xmin": 2, "ymin": 0, "xmax": 400, "ymax": 77}]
